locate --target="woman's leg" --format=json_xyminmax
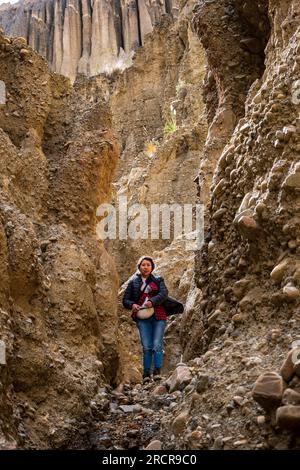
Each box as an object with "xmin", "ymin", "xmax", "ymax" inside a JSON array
[
  {"xmin": 152, "ymin": 319, "xmax": 166, "ymax": 370},
  {"xmin": 137, "ymin": 319, "xmax": 153, "ymax": 375}
]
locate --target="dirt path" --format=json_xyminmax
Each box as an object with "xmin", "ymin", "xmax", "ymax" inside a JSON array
[{"xmin": 86, "ymin": 377, "xmax": 179, "ymax": 450}]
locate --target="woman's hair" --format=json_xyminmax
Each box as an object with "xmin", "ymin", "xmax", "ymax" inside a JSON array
[{"xmin": 137, "ymin": 255, "xmax": 155, "ymax": 271}]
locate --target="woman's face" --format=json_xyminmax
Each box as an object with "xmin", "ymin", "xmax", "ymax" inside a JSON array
[{"xmin": 139, "ymin": 260, "xmax": 152, "ymax": 277}]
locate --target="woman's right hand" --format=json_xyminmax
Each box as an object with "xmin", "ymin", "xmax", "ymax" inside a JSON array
[{"xmin": 132, "ymin": 304, "xmax": 140, "ymax": 313}]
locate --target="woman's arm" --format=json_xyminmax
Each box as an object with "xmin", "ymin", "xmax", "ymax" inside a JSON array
[
  {"xmin": 149, "ymin": 277, "xmax": 168, "ymax": 306},
  {"xmin": 122, "ymin": 280, "xmax": 135, "ymax": 309}
]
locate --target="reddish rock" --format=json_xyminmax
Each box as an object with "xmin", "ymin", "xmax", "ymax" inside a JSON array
[
  {"xmin": 280, "ymin": 348, "xmax": 299, "ymax": 382},
  {"xmin": 252, "ymin": 372, "xmax": 284, "ymax": 411},
  {"xmin": 152, "ymin": 385, "xmax": 168, "ymax": 396},
  {"xmin": 282, "ymin": 388, "xmax": 300, "ymax": 406},
  {"xmin": 172, "ymin": 411, "xmax": 189, "ymax": 436},
  {"xmin": 276, "ymin": 406, "xmax": 300, "ymax": 430},
  {"xmin": 145, "ymin": 440, "xmax": 162, "ymax": 450},
  {"xmin": 237, "ymin": 216, "xmax": 260, "ymax": 240}
]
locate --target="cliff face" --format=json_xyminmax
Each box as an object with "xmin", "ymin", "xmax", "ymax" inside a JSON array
[
  {"xmin": 0, "ymin": 0, "xmax": 177, "ymax": 82},
  {"xmin": 159, "ymin": 0, "xmax": 300, "ymax": 450},
  {"xmin": 109, "ymin": 7, "xmax": 206, "ymax": 284},
  {"xmin": 183, "ymin": 0, "xmax": 299, "ymax": 363},
  {"xmin": 0, "ymin": 29, "xmax": 120, "ymax": 449}
]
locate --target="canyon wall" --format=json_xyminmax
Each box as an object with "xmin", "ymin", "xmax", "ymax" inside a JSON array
[
  {"xmin": 109, "ymin": 6, "xmax": 207, "ymax": 284},
  {"xmin": 0, "ymin": 28, "xmax": 121, "ymax": 448},
  {"xmin": 183, "ymin": 0, "xmax": 300, "ymax": 364},
  {"xmin": 158, "ymin": 0, "xmax": 300, "ymax": 450}
]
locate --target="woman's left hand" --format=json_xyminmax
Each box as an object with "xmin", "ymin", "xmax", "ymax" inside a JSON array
[{"xmin": 144, "ymin": 301, "xmax": 153, "ymax": 308}]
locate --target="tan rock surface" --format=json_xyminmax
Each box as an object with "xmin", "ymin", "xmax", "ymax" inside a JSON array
[{"xmin": 0, "ymin": 28, "xmax": 120, "ymax": 448}]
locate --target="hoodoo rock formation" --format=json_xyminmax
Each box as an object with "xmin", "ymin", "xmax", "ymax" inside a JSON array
[{"xmin": 0, "ymin": 0, "xmax": 177, "ymax": 82}]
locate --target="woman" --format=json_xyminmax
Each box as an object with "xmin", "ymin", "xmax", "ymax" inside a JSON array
[{"xmin": 122, "ymin": 255, "xmax": 168, "ymax": 383}]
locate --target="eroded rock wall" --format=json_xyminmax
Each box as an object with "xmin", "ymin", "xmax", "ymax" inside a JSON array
[
  {"xmin": 183, "ymin": 0, "xmax": 299, "ymax": 361},
  {"xmin": 0, "ymin": 29, "xmax": 120, "ymax": 449},
  {"xmin": 109, "ymin": 4, "xmax": 207, "ymax": 285},
  {"xmin": 157, "ymin": 0, "xmax": 300, "ymax": 451}
]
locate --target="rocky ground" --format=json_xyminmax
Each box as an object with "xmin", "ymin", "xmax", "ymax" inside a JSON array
[{"xmin": 79, "ymin": 317, "xmax": 300, "ymax": 450}]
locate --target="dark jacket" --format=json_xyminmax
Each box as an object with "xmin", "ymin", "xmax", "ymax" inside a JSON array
[{"xmin": 122, "ymin": 272, "xmax": 168, "ymax": 316}]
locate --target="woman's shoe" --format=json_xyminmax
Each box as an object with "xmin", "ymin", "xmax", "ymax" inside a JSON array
[
  {"xmin": 143, "ymin": 373, "xmax": 151, "ymax": 384},
  {"xmin": 153, "ymin": 368, "xmax": 161, "ymax": 381}
]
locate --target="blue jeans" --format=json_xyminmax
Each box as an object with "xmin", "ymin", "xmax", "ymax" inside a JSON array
[{"xmin": 136, "ymin": 317, "xmax": 166, "ymax": 374}]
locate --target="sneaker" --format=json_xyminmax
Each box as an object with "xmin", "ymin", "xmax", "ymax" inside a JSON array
[
  {"xmin": 153, "ymin": 368, "xmax": 161, "ymax": 381},
  {"xmin": 143, "ymin": 373, "xmax": 151, "ymax": 384}
]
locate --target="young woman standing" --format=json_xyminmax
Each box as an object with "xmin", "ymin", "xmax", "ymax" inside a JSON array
[{"xmin": 122, "ymin": 256, "xmax": 169, "ymax": 383}]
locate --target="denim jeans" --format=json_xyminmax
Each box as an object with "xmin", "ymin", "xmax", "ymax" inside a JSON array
[{"xmin": 136, "ymin": 316, "xmax": 166, "ymax": 374}]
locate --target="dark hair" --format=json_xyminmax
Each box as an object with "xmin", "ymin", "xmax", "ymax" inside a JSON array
[{"xmin": 137, "ymin": 256, "xmax": 155, "ymax": 271}]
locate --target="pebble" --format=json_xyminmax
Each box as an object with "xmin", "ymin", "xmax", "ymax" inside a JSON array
[
  {"xmin": 257, "ymin": 415, "xmax": 266, "ymax": 425},
  {"xmin": 288, "ymin": 239, "xmax": 298, "ymax": 249},
  {"xmin": 232, "ymin": 313, "xmax": 244, "ymax": 324},
  {"xmin": 233, "ymin": 396, "xmax": 244, "ymax": 406},
  {"xmin": 152, "ymin": 385, "xmax": 168, "ymax": 396},
  {"xmin": 270, "ymin": 259, "xmax": 289, "ymax": 283},
  {"xmin": 276, "ymin": 405, "xmax": 300, "ymax": 430},
  {"xmin": 145, "ymin": 440, "xmax": 162, "ymax": 450},
  {"xmin": 20, "ymin": 48, "xmax": 30, "ymax": 58},
  {"xmin": 282, "ymin": 388, "xmax": 300, "ymax": 406},
  {"xmin": 233, "ymin": 439, "xmax": 248, "ymax": 447},
  {"xmin": 119, "ymin": 404, "xmax": 142, "ymax": 413},
  {"xmin": 252, "ymin": 371, "xmax": 284, "ymax": 411},
  {"xmin": 246, "ymin": 356, "xmax": 263, "ymax": 367},
  {"xmin": 212, "ymin": 436, "xmax": 223, "ymax": 450},
  {"xmin": 171, "ymin": 411, "xmax": 189, "ymax": 436},
  {"xmin": 188, "ymin": 430, "xmax": 203, "ymax": 445},
  {"xmin": 283, "ymin": 284, "xmax": 300, "ymax": 299},
  {"xmin": 236, "ymin": 386, "xmax": 246, "ymax": 396},
  {"xmin": 280, "ymin": 348, "xmax": 298, "ymax": 382},
  {"xmin": 203, "ymin": 351, "xmax": 214, "ymax": 362}
]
